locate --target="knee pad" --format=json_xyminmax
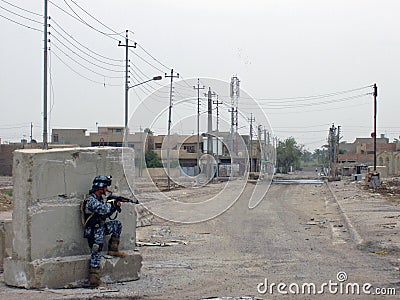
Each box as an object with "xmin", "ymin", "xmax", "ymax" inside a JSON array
[{"xmin": 92, "ymin": 243, "xmax": 103, "ymax": 252}]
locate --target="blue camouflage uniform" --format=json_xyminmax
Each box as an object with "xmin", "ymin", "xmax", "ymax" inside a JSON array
[{"xmin": 84, "ymin": 193, "xmax": 122, "ymax": 268}]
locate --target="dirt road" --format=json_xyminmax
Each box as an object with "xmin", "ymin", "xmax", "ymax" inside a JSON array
[{"xmin": 0, "ymin": 179, "xmax": 399, "ymax": 299}]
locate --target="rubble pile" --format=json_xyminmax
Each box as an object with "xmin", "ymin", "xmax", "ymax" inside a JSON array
[{"xmin": 366, "ymin": 177, "xmax": 400, "ymax": 201}]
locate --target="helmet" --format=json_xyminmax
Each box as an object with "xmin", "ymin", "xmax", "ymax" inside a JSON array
[{"xmin": 92, "ymin": 175, "xmax": 112, "ymax": 190}]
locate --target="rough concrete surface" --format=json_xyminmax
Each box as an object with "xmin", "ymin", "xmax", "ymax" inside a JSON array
[
  {"xmin": 0, "ymin": 172, "xmax": 399, "ymax": 298},
  {"xmin": 3, "ymin": 147, "xmax": 141, "ymax": 289}
]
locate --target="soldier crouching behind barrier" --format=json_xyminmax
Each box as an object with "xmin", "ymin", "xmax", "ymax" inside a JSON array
[{"xmin": 81, "ymin": 175, "xmax": 127, "ymax": 288}]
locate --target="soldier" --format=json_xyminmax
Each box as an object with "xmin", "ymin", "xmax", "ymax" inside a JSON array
[{"xmin": 81, "ymin": 175, "xmax": 126, "ymax": 288}]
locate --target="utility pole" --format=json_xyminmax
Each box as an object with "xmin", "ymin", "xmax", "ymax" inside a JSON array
[
  {"xmin": 193, "ymin": 79, "xmax": 205, "ymax": 178},
  {"xmin": 328, "ymin": 124, "xmax": 338, "ymax": 178},
  {"xmin": 228, "ymin": 107, "xmax": 237, "ymax": 153},
  {"xmin": 30, "ymin": 122, "xmax": 33, "ymax": 144},
  {"xmin": 213, "ymin": 95, "xmax": 223, "ymax": 157},
  {"xmin": 230, "ymin": 76, "xmax": 240, "ymax": 155},
  {"xmin": 42, "ymin": 0, "xmax": 48, "ymax": 149},
  {"xmin": 258, "ymin": 125, "xmax": 262, "ymax": 172},
  {"xmin": 165, "ymin": 69, "xmax": 179, "ymax": 190},
  {"xmin": 337, "ymin": 126, "xmax": 341, "ymax": 176},
  {"xmin": 206, "ymin": 87, "xmax": 216, "ymax": 156},
  {"xmin": 118, "ymin": 30, "xmax": 136, "ymax": 138},
  {"xmin": 373, "ymin": 83, "xmax": 378, "ymax": 171},
  {"xmin": 248, "ymin": 114, "xmax": 255, "ymax": 172},
  {"xmin": 204, "ymin": 87, "xmax": 216, "ymax": 180}
]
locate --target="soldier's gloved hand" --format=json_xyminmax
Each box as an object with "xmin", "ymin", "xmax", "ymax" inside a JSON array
[{"xmin": 107, "ymin": 199, "xmax": 122, "ymax": 213}]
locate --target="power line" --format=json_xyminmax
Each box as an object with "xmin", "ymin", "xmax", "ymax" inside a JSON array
[
  {"xmin": 68, "ymin": 0, "xmax": 125, "ymax": 37},
  {"xmin": 239, "ymin": 93, "xmax": 369, "ymax": 109},
  {"xmin": 0, "ymin": 12, "xmax": 42, "ymax": 32},
  {"xmin": 48, "ymin": 0, "xmax": 120, "ymax": 41},
  {"xmin": 129, "ymin": 48, "xmax": 165, "ymax": 73},
  {"xmin": 267, "ymin": 101, "xmax": 370, "ymax": 115},
  {"xmin": 0, "ymin": 4, "xmax": 42, "ymax": 24},
  {"xmin": 50, "ymin": 36, "xmax": 125, "ymax": 73},
  {"xmin": 51, "ymin": 42, "xmax": 124, "ymax": 78},
  {"xmin": 51, "ymin": 49, "xmax": 123, "ymax": 86},
  {"xmin": 50, "ymin": 1, "xmax": 173, "ymax": 85},
  {"xmin": 0, "ymin": 0, "xmax": 42, "ymax": 16},
  {"xmin": 50, "ymin": 18, "xmax": 123, "ymax": 62},
  {"xmin": 136, "ymin": 44, "xmax": 170, "ymax": 70},
  {"xmin": 236, "ymin": 84, "xmax": 374, "ymax": 102},
  {"xmin": 50, "ymin": 22, "xmax": 124, "ymax": 67}
]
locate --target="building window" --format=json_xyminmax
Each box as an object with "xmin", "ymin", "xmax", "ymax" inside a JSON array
[
  {"xmin": 155, "ymin": 143, "xmax": 162, "ymax": 150},
  {"xmin": 183, "ymin": 145, "xmax": 195, "ymax": 153},
  {"xmin": 53, "ymin": 134, "xmax": 59, "ymax": 143},
  {"xmin": 116, "ymin": 129, "xmax": 122, "ymax": 133}
]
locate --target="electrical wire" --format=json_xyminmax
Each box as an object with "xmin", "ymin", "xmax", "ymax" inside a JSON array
[
  {"xmin": 231, "ymin": 84, "xmax": 374, "ymax": 102},
  {"xmin": 68, "ymin": 0, "xmax": 125, "ymax": 37},
  {"xmin": 51, "ymin": 1, "xmax": 174, "ymax": 85},
  {"xmin": 0, "ymin": 4, "xmax": 41, "ymax": 24},
  {"xmin": 50, "ymin": 18, "xmax": 123, "ymax": 62},
  {"xmin": 50, "ymin": 23, "xmax": 124, "ymax": 67},
  {"xmin": 51, "ymin": 42, "xmax": 124, "ymax": 79},
  {"xmin": 0, "ymin": 0, "xmax": 42, "ymax": 16},
  {"xmin": 266, "ymin": 101, "xmax": 370, "ymax": 115},
  {"xmin": 51, "ymin": 49, "xmax": 123, "ymax": 86},
  {"xmin": 0, "ymin": 12, "xmax": 42, "ymax": 32},
  {"xmin": 48, "ymin": 0, "xmax": 120, "ymax": 41},
  {"xmin": 136, "ymin": 44, "xmax": 170, "ymax": 70},
  {"xmin": 239, "ymin": 93, "xmax": 369, "ymax": 109},
  {"xmin": 50, "ymin": 35, "xmax": 125, "ymax": 73},
  {"xmin": 129, "ymin": 48, "xmax": 165, "ymax": 73}
]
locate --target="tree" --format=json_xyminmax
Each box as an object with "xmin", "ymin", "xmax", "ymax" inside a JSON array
[
  {"xmin": 144, "ymin": 128, "xmax": 154, "ymax": 150},
  {"xmin": 276, "ymin": 137, "xmax": 302, "ymax": 173},
  {"xmin": 145, "ymin": 150, "xmax": 162, "ymax": 168}
]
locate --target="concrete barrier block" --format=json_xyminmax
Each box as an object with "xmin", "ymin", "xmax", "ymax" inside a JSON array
[
  {"xmin": 4, "ymin": 147, "xmax": 141, "ymax": 288},
  {"xmin": 0, "ymin": 218, "xmax": 13, "ymax": 272},
  {"xmin": 4, "ymin": 251, "xmax": 142, "ymax": 289}
]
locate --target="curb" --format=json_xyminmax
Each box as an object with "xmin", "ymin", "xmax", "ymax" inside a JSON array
[{"xmin": 325, "ymin": 181, "xmax": 364, "ymax": 245}]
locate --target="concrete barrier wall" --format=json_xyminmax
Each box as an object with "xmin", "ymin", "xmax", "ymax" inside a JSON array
[
  {"xmin": 0, "ymin": 218, "xmax": 12, "ymax": 272},
  {"xmin": 4, "ymin": 147, "xmax": 141, "ymax": 288}
]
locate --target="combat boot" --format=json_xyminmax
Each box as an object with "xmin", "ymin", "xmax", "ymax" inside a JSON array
[
  {"xmin": 89, "ymin": 267, "xmax": 102, "ymax": 288},
  {"xmin": 108, "ymin": 235, "xmax": 126, "ymax": 257}
]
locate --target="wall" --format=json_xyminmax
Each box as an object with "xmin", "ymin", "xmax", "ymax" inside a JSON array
[
  {"xmin": 4, "ymin": 147, "xmax": 141, "ymax": 288},
  {"xmin": 52, "ymin": 129, "xmax": 90, "ymax": 146}
]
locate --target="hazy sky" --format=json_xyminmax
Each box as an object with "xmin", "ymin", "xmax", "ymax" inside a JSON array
[{"xmin": 0, "ymin": 0, "xmax": 399, "ymax": 150}]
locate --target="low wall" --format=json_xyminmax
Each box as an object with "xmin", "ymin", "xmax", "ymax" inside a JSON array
[
  {"xmin": 4, "ymin": 147, "xmax": 142, "ymax": 288},
  {"xmin": 147, "ymin": 167, "xmax": 181, "ymax": 178}
]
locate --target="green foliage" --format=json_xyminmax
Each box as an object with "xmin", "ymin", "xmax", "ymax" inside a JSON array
[
  {"xmin": 145, "ymin": 150, "xmax": 162, "ymax": 168},
  {"xmin": 301, "ymin": 149, "xmax": 313, "ymax": 162},
  {"xmin": 144, "ymin": 128, "xmax": 153, "ymax": 134},
  {"xmin": 276, "ymin": 137, "xmax": 303, "ymax": 173},
  {"xmin": 313, "ymin": 148, "xmax": 329, "ymax": 166},
  {"xmin": 4, "ymin": 189, "xmax": 12, "ymax": 197}
]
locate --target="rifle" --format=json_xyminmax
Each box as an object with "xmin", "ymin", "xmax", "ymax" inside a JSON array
[{"xmin": 107, "ymin": 193, "xmax": 139, "ymax": 204}]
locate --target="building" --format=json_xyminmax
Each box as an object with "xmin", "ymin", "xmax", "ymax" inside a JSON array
[
  {"xmin": 338, "ymin": 135, "xmax": 400, "ymax": 176},
  {"xmin": 52, "ymin": 129, "xmax": 90, "ymax": 146},
  {"xmin": 50, "ymin": 127, "xmax": 272, "ymax": 177}
]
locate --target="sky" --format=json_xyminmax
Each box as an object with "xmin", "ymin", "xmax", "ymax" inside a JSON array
[{"xmin": 0, "ymin": 0, "xmax": 399, "ymax": 151}]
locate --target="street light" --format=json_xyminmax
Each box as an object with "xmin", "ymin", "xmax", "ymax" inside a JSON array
[
  {"xmin": 124, "ymin": 75, "xmax": 163, "ymax": 132},
  {"xmin": 126, "ymin": 75, "xmax": 163, "ymax": 177}
]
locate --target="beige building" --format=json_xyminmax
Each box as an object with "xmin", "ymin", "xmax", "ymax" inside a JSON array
[
  {"xmin": 52, "ymin": 129, "xmax": 90, "ymax": 146},
  {"xmin": 338, "ymin": 136, "xmax": 400, "ymax": 176}
]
